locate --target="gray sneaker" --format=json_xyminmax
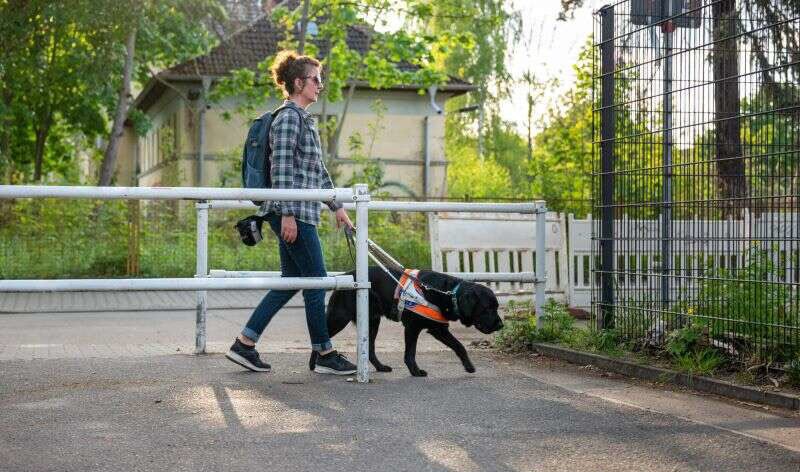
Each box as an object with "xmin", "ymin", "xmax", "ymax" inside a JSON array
[
  {"xmin": 226, "ymin": 339, "xmax": 271, "ymax": 372},
  {"xmin": 313, "ymin": 351, "xmax": 357, "ymax": 375}
]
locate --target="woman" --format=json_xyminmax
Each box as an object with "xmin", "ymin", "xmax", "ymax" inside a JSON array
[{"xmin": 226, "ymin": 50, "xmax": 357, "ymax": 375}]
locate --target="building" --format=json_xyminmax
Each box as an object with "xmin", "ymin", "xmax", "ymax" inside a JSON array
[{"xmin": 117, "ymin": 5, "xmax": 474, "ymax": 199}]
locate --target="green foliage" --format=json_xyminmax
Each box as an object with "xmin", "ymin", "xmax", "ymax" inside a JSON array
[
  {"xmin": 665, "ymin": 325, "xmax": 704, "ymax": 358},
  {"xmin": 494, "ymin": 301, "xmax": 538, "ymax": 350},
  {"xmin": 344, "ymin": 100, "xmax": 387, "ymax": 192},
  {"xmin": 665, "ymin": 325, "xmax": 725, "ymax": 376},
  {"xmin": 534, "ymin": 300, "xmax": 576, "ymax": 343},
  {"xmin": 787, "ymin": 358, "xmax": 800, "ymax": 387},
  {"xmin": 497, "ymin": 300, "xmax": 575, "ymax": 345},
  {"xmin": 0, "ymin": 199, "xmax": 131, "ymax": 278},
  {"xmin": 673, "ymin": 348, "xmax": 725, "ymax": 376},
  {"xmin": 210, "ymin": 0, "xmax": 448, "ymax": 128},
  {"xmin": 0, "ymin": 198, "xmax": 431, "ymax": 279},
  {"xmin": 446, "ymin": 142, "xmax": 513, "ymax": 200},
  {"xmin": 495, "ymin": 300, "xmax": 625, "ymax": 357},
  {"xmin": 689, "ymin": 245, "xmax": 798, "ymax": 361},
  {"xmin": 0, "ymin": 0, "xmax": 222, "ymax": 183}
]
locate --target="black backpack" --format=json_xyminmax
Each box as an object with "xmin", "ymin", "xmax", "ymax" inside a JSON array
[{"xmin": 240, "ymin": 105, "xmax": 305, "ymax": 204}]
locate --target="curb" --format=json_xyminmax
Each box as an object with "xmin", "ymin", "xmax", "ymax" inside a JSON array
[{"xmin": 531, "ymin": 342, "xmax": 800, "ymax": 411}]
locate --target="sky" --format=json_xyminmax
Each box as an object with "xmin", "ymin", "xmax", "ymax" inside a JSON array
[{"xmin": 501, "ymin": 0, "xmax": 604, "ymax": 135}]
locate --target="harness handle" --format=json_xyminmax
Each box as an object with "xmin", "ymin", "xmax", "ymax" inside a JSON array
[{"xmin": 343, "ymin": 226, "xmax": 460, "ymax": 303}]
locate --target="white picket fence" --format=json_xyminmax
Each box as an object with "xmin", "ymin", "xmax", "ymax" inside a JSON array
[{"xmin": 430, "ymin": 211, "xmax": 799, "ymax": 309}]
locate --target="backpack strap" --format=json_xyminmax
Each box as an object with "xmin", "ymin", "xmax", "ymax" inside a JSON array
[{"xmin": 270, "ymin": 105, "xmax": 306, "ymax": 151}]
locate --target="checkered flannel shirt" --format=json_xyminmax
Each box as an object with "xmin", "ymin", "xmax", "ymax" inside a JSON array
[{"xmin": 262, "ymin": 100, "xmax": 342, "ymax": 226}]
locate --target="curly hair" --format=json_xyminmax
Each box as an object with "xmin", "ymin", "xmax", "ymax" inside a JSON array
[{"xmin": 270, "ymin": 50, "xmax": 321, "ymax": 97}]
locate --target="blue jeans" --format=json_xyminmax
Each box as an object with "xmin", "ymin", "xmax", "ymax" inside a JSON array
[{"xmin": 241, "ymin": 214, "xmax": 333, "ymax": 352}]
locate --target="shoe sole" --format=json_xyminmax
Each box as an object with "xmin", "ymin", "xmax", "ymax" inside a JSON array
[
  {"xmin": 314, "ymin": 365, "xmax": 357, "ymax": 375},
  {"xmin": 226, "ymin": 351, "xmax": 271, "ymax": 372}
]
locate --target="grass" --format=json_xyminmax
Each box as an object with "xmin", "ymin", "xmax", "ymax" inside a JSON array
[
  {"xmin": 0, "ymin": 199, "xmax": 431, "ymax": 278},
  {"xmin": 495, "ymin": 300, "xmax": 729, "ymax": 376}
]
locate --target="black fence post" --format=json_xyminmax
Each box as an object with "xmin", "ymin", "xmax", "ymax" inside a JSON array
[{"xmin": 599, "ymin": 5, "xmax": 615, "ymax": 329}]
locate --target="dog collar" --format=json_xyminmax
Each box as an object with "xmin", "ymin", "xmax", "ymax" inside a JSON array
[{"xmin": 450, "ymin": 283, "xmax": 462, "ymax": 319}]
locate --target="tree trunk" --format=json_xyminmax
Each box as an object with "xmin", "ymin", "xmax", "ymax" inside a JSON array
[
  {"xmin": 98, "ymin": 27, "xmax": 136, "ymax": 186},
  {"xmin": 527, "ymin": 92, "xmax": 533, "ymax": 164},
  {"xmin": 297, "ymin": 0, "xmax": 310, "ymax": 54},
  {"xmin": 329, "ymin": 82, "xmax": 357, "ymax": 159},
  {"xmin": 712, "ymin": 0, "xmax": 747, "ymax": 214},
  {"xmin": 0, "ymin": 88, "xmax": 12, "ymax": 184},
  {"xmin": 32, "ymin": 110, "xmax": 52, "ymax": 182}
]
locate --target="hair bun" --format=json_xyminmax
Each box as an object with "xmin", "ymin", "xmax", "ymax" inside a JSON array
[{"xmin": 270, "ymin": 50, "xmax": 321, "ymax": 97}]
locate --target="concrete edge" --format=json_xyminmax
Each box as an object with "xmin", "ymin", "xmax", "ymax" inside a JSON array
[{"xmin": 531, "ymin": 343, "xmax": 800, "ymax": 411}]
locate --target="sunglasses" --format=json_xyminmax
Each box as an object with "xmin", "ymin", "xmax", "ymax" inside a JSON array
[{"xmin": 304, "ymin": 75, "xmax": 323, "ymax": 86}]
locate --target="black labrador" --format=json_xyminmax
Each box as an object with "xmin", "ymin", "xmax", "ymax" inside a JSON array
[{"xmin": 311, "ymin": 266, "xmax": 504, "ymax": 377}]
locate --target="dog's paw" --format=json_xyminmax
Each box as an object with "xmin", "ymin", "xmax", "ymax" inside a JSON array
[
  {"xmin": 376, "ymin": 365, "xmax": 393, "ymax": 372},
  {"xmin": 411, "ymin": 369, "xmax": 428, "ymax": 377},
  {"xmin": 465, "ymin": 365, "xmax": 476, "ymax": 373}
]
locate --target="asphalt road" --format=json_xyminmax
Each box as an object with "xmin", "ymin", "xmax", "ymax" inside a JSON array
[{"xmin": 1, "ymin": 308, "xmax": 799, "ymax": 471}]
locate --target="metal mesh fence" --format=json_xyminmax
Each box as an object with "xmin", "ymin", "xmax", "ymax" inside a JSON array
[{"xmin": 592, "ymin": 0, "xmax": 799, "ymax": 361}]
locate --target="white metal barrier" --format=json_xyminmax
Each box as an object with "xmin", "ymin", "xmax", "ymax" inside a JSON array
[
  {"xmin": 200, "ymin": 199, "xmax": 549, "ymax": 327},
  {"xmin": 0, "ymin": 184, "xmax": 548, "ymax": 383},
  {"xmin": 429, "ymin": 211, "xmax": 567, "ymax": 302}
]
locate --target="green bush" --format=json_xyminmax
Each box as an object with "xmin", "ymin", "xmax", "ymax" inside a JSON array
[
  {"xmin": 665, "ymin": 325, "xmax": 704, "ymax": 358},
  {"xmin": 673, "ymin": 348, "xmax": 725, "ymax": 376},
  {"xmin": 534, "ymin": 300, "xmax": 576, "ymax": 343},
  {"xmin": 665, "ymin": 324, "xmax": 726, "ymax": 375},
  {"xmin": 690, "ymin": 245, "xmax": 798, "ymax": 362},
  {"xmin": 787, "ymin": 358, "xmax": 800, "ymax": 387}
]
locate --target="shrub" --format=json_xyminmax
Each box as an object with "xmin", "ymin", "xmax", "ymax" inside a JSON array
[
  {"xmin": 689, "ymin": 245, "xmax": 798, "ymax": 362},
  {"xmin": 673, "ymin": 348, "xmax": 725, "ymax": 376},
  {"xmin": 787, "ymin": 358, "xmax": 800, "ymax": 387},
  {"xmin": 665, "ymin": 324, "xmax": 727, "ymax": 375}
]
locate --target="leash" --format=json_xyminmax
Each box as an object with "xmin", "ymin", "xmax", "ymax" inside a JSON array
[{"xmin": 342, "ymin": 226, "xmax": 462, "ymax": 315}]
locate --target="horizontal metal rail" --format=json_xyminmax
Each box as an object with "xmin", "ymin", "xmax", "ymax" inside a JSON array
[
  {"xmin": 208, "ymin": 199, "xmax": 546, "ymax": 214},
  {"xmin": 0, "ymin": 185, "xmax": 354, "ymax": 202},
  {"xmin": 0, "ymin": 276, "xmax": 358, "ymax": 292},
  {"xmin": 209, "ymin": 270, "xmax": 543, "ymax": 284}
]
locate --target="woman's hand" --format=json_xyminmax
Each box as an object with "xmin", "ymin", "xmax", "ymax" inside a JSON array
[
  {"xmin": 281, "ymin": 215, "xmax": 298, "ymax": 243},
  {"xmin": 334, "ymin": 207, "xmax": 354, "ymax": 231}
]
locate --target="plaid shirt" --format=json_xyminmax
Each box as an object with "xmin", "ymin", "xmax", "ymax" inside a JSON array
[{"xmin": 262, "ymin": 100, "xmax": 341, "ymax": 226}]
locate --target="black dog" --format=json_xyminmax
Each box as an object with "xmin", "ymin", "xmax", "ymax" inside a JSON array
[{"xmin": 311, "ymin": 266, "xmax": 503, "ymax": 377}]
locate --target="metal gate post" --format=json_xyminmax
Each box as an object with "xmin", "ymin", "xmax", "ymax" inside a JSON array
[
  {"xmin": 661, "ymin": 17, "xmax": 674, "ymax": 311},
  {"xmin": 599, "ymin": 5, "xmax": 616, "ymax": 329},
  {"xmin": 535, "ymin": 203, "xmax": 547, "ymax": 325},
  {"xmin": 195, "ymin": 201, "xmax": 209, "ymax": 354},
  {"xmin": 354, "ymin": 184, "xmax": 371, "ymax": 383}
]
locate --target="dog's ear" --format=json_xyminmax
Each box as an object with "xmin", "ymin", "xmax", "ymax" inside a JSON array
[{"xmin": 457, "ymin": 284, "xmax": 478, "ymax": 326}]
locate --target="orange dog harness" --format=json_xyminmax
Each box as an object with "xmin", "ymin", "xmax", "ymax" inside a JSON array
[{"xmin": 393, "ymin": 269, "xmax": 449, "ymax": 324}]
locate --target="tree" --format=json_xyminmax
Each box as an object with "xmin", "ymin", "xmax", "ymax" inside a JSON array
[
  {"xmin": 0, "ymin": 0, "xmax": 223, "ymax": 184},
  {"xmin": 412, "ymin": 0, "xmax": 521, "ymax": 161},
  {"xmin": 0, "ymin": 1, "xmax": 117, "ymax": 182},
  {"xmin": 712, "ymin": 0, "xmax": 747, "ymax": 214},
  {"xmin": 559, "ymin": 0, "xmax": 800, "ymax": 213},
  {"xmin": 97, "ymin": 0, "xmax": 224, "ymax": 185}
]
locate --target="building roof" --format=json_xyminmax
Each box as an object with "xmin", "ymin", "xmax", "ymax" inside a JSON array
[{"xmin": 134, "ymin": 6, "xmax": 474, "ymax": 113}]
